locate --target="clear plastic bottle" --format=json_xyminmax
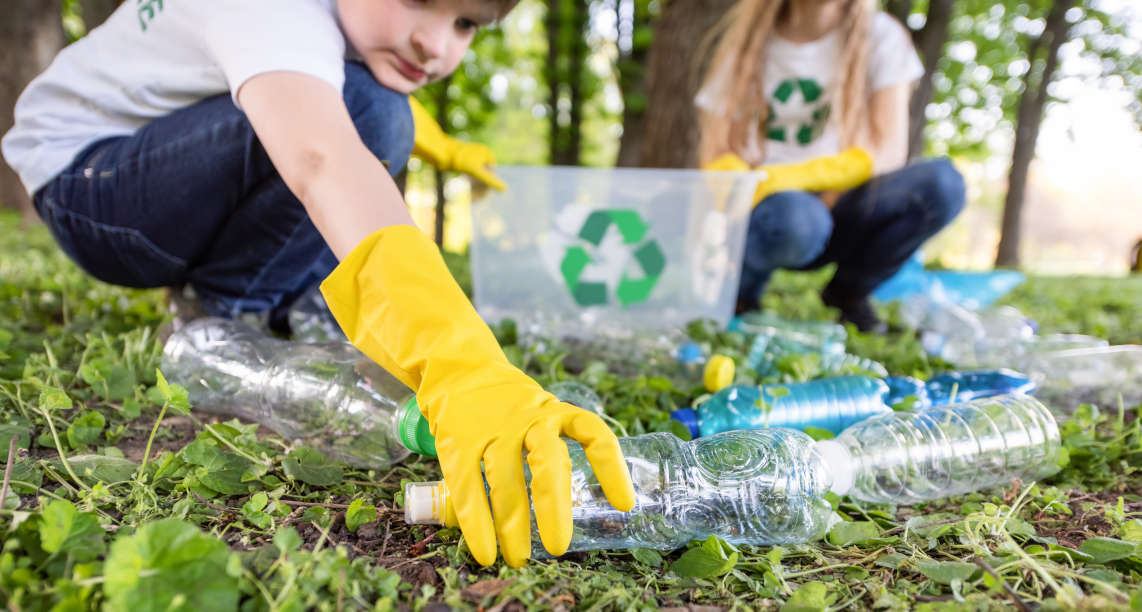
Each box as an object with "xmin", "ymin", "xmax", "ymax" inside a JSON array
[
  {"xmin": 745, "ymin": 334, "xmax": 888, "ymax": 378},
  {"xmin": 287, "ymin": 287, "xmax": 348, "ymax": 343},
  {"xmin": 406, "ymin": 394, "xmax": 1062, "ymax": 554},
  {"xmin": 728, "ymin": 311, "xmax": 847, "ymax": 352},
  {"xmin": 162, "ymin": 319, "xmax": 608, "ymax": 467},
  {"xmin": 671, "ymin": 376, "xmax": 892, "ymax": 438},
  {"xmin": 405, "ymin": 428, "xmax": 837, "ymax": 553},
  {"xmin": 816, "ymin": 394, "xmax": 1061, "ymax": 504},
  {"xmin": 924, "ymin": 369, "xmax": 1035, "ymax": 406},
  {"xmin": 162, "ymin": 318, "xmax": 421, "ymax": 468}
]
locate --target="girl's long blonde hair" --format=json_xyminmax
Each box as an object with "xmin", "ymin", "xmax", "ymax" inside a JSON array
[{"xmin": 697, "ymin": 0, "xmax": 876, "ymax": 166}]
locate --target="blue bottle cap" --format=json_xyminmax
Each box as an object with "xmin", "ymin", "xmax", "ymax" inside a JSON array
[
  {"xmin": 670, "ymin": 408, "xmax": 700, "ymax": 439},
  {"xmin": 676, "ymin": 341, "xmax": 704, "ymax": 365}
]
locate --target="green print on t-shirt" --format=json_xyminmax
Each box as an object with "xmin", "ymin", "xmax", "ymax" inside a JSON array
[
  {"xmin": 766, "ymin": 77, "xmax": 831, "ymax": 146},
  {"xmin": 137, "ymin": 0, "xmax": 165, "ymax": 32}
]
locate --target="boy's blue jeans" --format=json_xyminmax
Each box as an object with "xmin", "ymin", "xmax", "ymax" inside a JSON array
[
  {"xmin": 736, "ymin": 158, "xmax": 965, "ymax": 311},
  {"xmin": 32, "ymin": 62, "xmax": 412, "ymax": 321}
]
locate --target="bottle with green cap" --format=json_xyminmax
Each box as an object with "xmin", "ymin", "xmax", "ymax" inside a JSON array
[
  {"xmin": 163, "ymin": 317, "xmax": 422, "ymax": 469},
  {"xmin": 162, "ymin": 318, "xmax": 606, "ymax": 468}
]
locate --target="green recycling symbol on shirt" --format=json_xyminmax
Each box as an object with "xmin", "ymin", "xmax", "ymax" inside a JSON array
[
  {"xmin": 559, "ymin": 209, "xmax": 666, "ymax": 307},
  {"xmin": 766, "ymin": 77, "xmax": 831, "ymax": 146}
]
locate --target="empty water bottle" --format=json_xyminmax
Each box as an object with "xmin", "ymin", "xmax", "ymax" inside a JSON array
[
  {"xmin": 817, "ymin": 394, "xmax": 1061, "ymax": 504},
  {"xmin": 162, "ymin": 318, "xmax": 421, "ymax": 468},
  {"xmin": 728, "ymin": 311, "xmax": 847, "ymax": 351},
  {"xmin": 406, "ymin": 394, "xmax": 1062, "ymax": 555},
  {"xmin": 745, "ymin": 334, "xmax": 888, "ymax": 378},
  {"xmin": 924, "ymin": 369, "xmax": 1035, "ymax": 406},
  {"xmin": 405, "ymin": 428, "xmax": 837, "ymax": 553},
  {"xmin": 671, "ymin": 376, "xmax": 892, "ymax": 438},
  {"xmin": 287, "ymin": 288, "xmax": 347, "ymax": 343}
]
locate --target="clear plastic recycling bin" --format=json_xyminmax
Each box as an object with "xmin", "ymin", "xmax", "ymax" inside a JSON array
[{"xmin": 469, "ymin": 165, "xmax": 760, "ymax": 338}]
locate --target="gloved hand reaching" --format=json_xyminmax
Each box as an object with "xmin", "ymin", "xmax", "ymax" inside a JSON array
[
  {"xmin": 703, "ymin": 148, "xmax": 874, "ymax": 206},
  {"xmin": 320, "ymin": 225, "xmax": 635, "ymax": 567},
  {"xmin": 409, "ymin": 96, "xmax": 506, "ymax": 191}
]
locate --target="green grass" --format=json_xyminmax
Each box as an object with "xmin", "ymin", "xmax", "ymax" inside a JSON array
[{"xmin": 1, "ymin": 211, "xmax": 1140, "ymax": 611}]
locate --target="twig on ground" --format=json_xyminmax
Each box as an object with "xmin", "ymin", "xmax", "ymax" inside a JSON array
[
  {"xmin": 0, "ymin": 438, "xmax": 16, "ymax": 512},
  {"xmin": 192, "ymin": 490, "xmax": 234, "ymax": 514},
  {"xmin": 278, "ymin": 499, "xmax": 353, "ymax": 509}
]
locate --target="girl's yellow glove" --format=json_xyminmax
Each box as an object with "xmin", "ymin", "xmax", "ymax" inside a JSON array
[
  {"xmin": 409, "ymin": 97, "xmax": 506, "ymax": 191},
  {"xmin": 703, "ymin": 148, "xmax": 874, "ymax": 206},
  {"xmin": 320, "ymin": 225, "xmax": 634, "ymax": 567}
]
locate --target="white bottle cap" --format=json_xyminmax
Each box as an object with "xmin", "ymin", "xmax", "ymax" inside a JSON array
[
  {"xmin": 404, "ymin": 481, "xmax": 448, "ymax": 525},
  {"xmin": 813, "ymin": 440, "xmax": 855, "ymax": 496}
]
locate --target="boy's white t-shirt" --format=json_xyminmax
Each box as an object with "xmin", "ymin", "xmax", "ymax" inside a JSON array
[
  {"xmin": 696, "ymin": 12, "xmax": 924, "ymax": 165},
  {"xmin": 2, "ymin": 0, "xmax": 349, "ymax": 196}
]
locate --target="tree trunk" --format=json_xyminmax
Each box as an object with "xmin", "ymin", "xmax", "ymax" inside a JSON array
[
  {"xmin": 1, "ymin": 0, "xmax": 65, "ymax": 215},
  {"xmin": 905, "ymin": 0, "xmax": 954, "ymax": 160},
  {"xmin": 995, "ymin": 0, "xmax": 1075, "ymax": 267},
  {"xmin": 615, "ymin": 0, "xmax": 652, "ymax": 167},
  {"xmin": 545, "ymin": 0, "xmax": 561, "ymax": 164},
  {"xmin": 636, "ymin": 0, "xmax": 736, "ymax": 169},
  {"xmin": 884, "ymin": 0, "xmax": 914, "ymax": 34},
  {"xmin": 546, "ymin": 0, "xmax": 587, "ymax": 166},
  {"xmin": 432, "ymin": 78, "xmax": 451, "ymax": 247},
  {"xmin": 80, "ymin": 0, "xmax": 121, "ymax": 30}
]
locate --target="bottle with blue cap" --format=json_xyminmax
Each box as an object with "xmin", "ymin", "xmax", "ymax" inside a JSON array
[{"xmin": 671, "ymin": 368, "xmax": 1037, "ymax": 439}]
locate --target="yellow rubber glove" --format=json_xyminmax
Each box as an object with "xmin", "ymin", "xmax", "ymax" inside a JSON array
[
  {"xmin": 751, "ymin": 147, "xmax": 873, "ymax": 205},
  {"xmin": 320, "ymin": 225, "xmax": 635, "ymax": 567},
  {"xmin": 702, "ymin": 148, "xmax": 874, "ymax": 207},
  {"xmin": 409, "ymin": 96, "xmax": 506, "ymax": 191}
]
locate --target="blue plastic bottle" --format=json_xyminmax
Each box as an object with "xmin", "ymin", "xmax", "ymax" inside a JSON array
[
  {"xmin": 925, "ymin": 369, "xmax": 1035, "ymax": 406},
  {"xmin": 883, "ymin": 375, "xmax": 929, "ymax": 408},
  {"xmin": 672, "ymin": 376, "xmax": 892, "ymax": 438}
]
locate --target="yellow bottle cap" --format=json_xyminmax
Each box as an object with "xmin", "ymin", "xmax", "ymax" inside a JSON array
[{"xmin": 704, "ymin": 354, "xmax": 735, "ymax": 392}]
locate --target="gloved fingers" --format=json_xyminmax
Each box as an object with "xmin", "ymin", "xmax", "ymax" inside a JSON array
[
  {"xmin": 483, "ymin": 439, "xmax": 532, "ymax": 567},
  {"xmin": 523, "ymin": 420, "xmax": 574, "ymax": 556},
  {"xmin": 438, "ymin": 447, "xmax": 499, "ymax": 566},
  {"xmin": 561, "ymin": 409, "xmax": 635, "ymax": 512},
  {"xmin": 469, "ymin": 166, "xmax": 507, "ymax": 191}
]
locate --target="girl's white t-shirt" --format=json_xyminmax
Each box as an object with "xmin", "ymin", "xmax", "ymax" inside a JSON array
[
  {"xmin": 2, "ymin": 0, "xmax": 348, "ymax": 195},
  {"xmin": 696, "ymin": 12, "xmax": 924, "ymax": 165}
]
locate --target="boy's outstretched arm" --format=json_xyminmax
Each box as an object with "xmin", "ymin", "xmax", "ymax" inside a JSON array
[{"xmin": 238, "ymin": 72, "xmax": 635, "ymax": 567}]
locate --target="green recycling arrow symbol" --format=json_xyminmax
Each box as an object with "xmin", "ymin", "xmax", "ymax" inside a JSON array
[{"xmin": 559, "ymin": 209, "xmax": 666, "ymax": 307}]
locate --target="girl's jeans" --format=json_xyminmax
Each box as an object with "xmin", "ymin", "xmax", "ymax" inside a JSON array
[
  {"xmin": 736, "ymin": 158, "xmax": 966, "ymax": 311},
  {"xmin": 33, "ymin": 62, "xmax": 412, "ymax": 322}
]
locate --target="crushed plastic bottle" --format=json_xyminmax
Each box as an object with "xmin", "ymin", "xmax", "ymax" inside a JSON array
[
  {"xmin": 671, "ymin": 376, "xmax": 893, "ymax": 439},
  {"xmin": 162, "ymin": 317, "xmax": 419, "ymax": 468},
  {"xmin": 406, "ymin": 428, "xmax": 837, "ymax": 553},
  {"xmin": 406, "ymin": 394, "xmax": 1061, "ymax": 555},
  {"xmin": 924, "ymin": 369, "xmax": 1035, "ymax": 406},
  {"xmin": 817, "ymin": 394, "xmax": 1061, "ymax": 504}
]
